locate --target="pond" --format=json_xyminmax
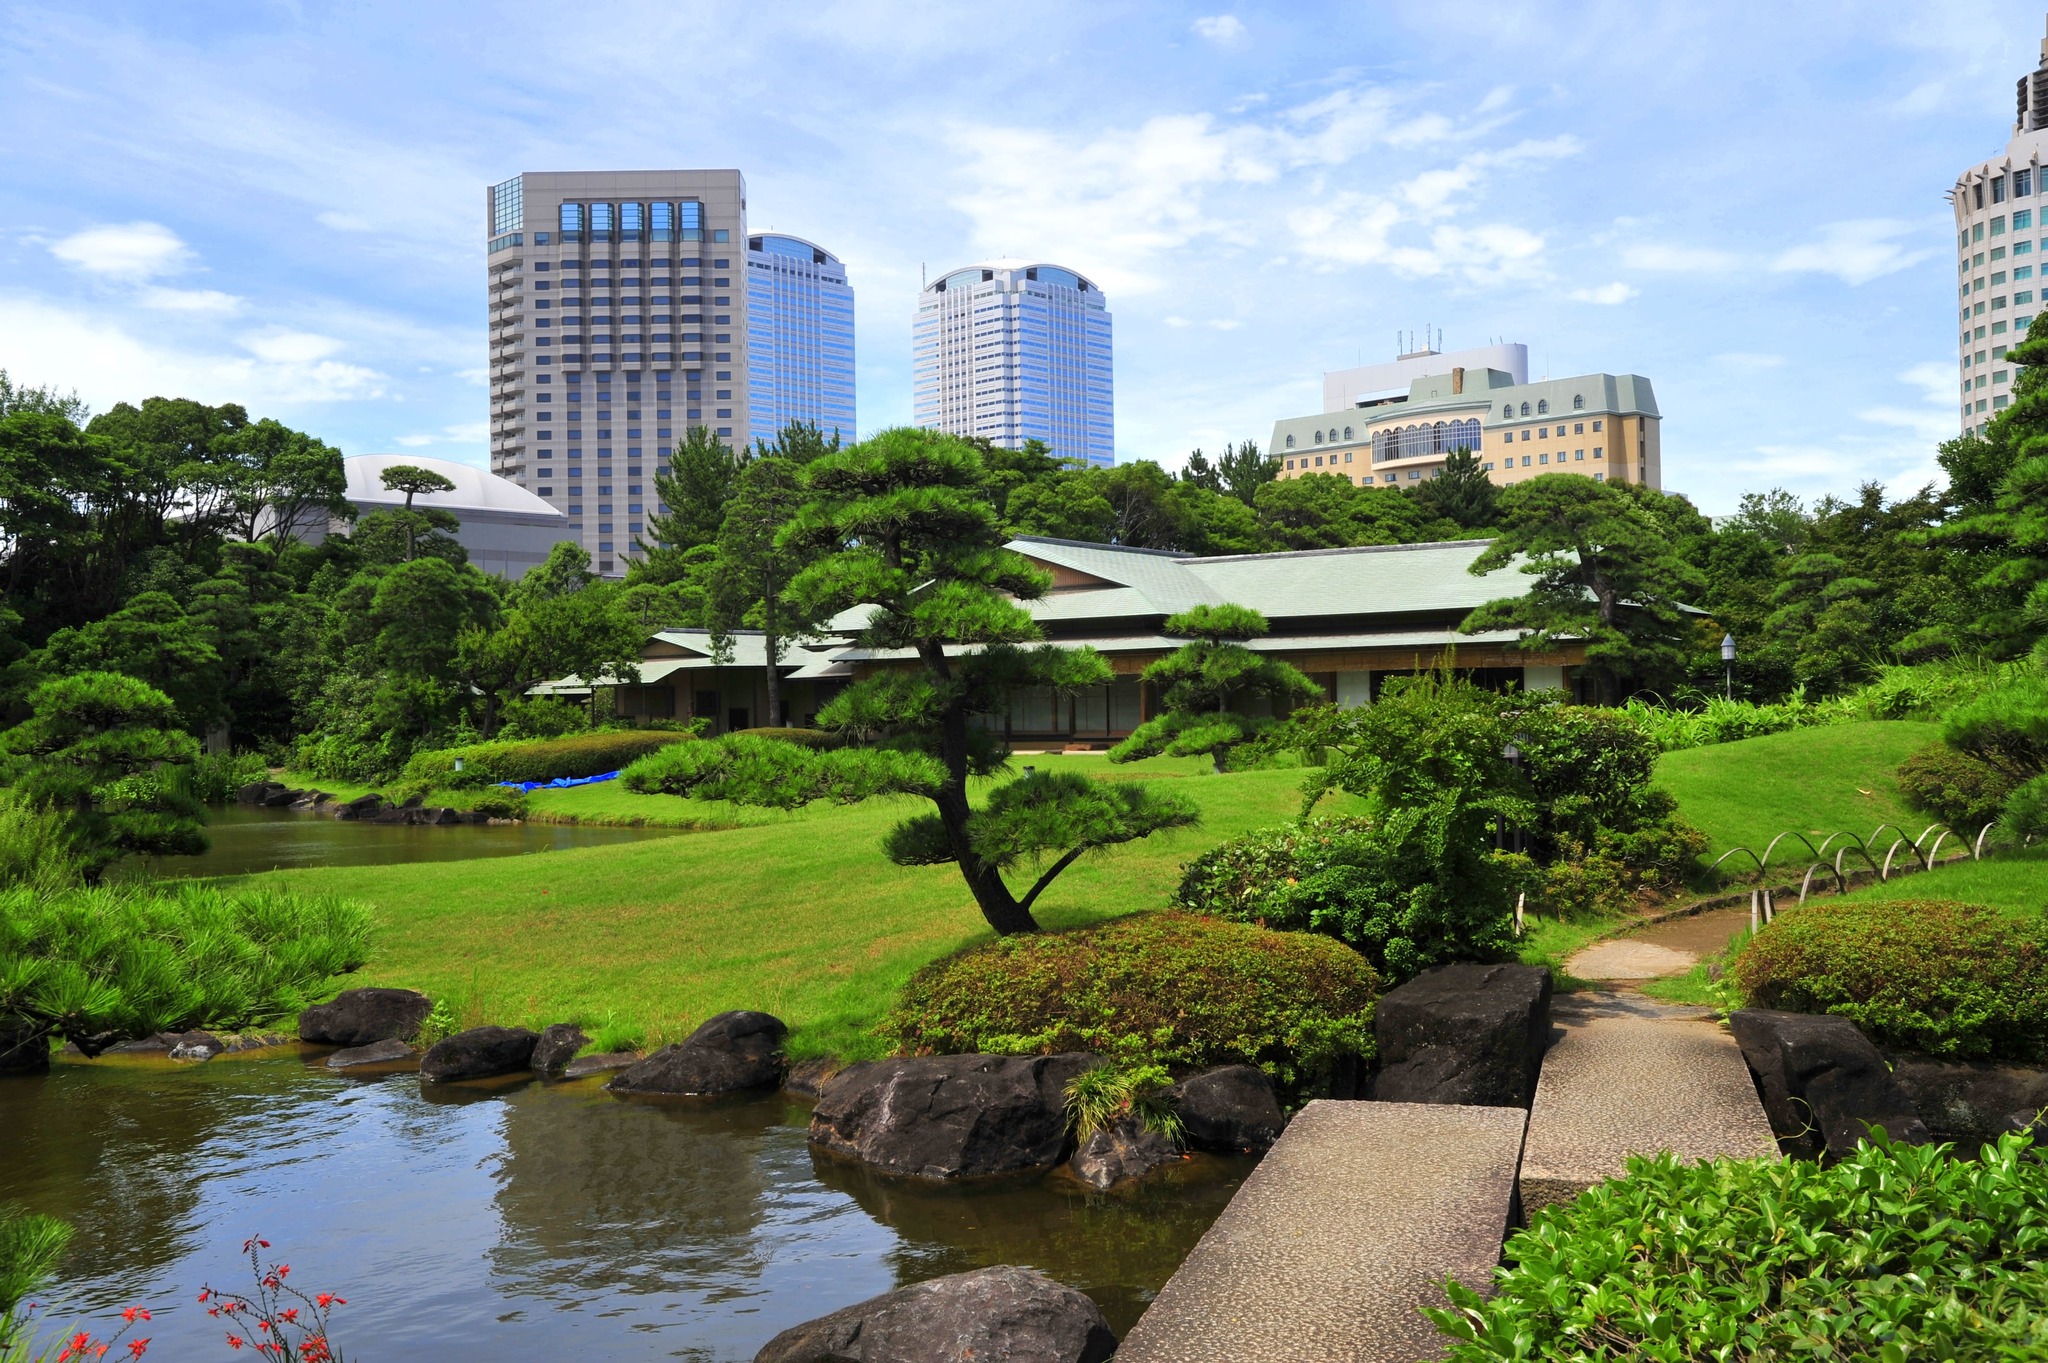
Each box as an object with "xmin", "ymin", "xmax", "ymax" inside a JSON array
[
  {"xmin": 0, "ymin": 1050, "xmax": 1251, "ymax": 1361},
  {"xmin": 117, "ymin": 804, "xmax": 680, "ymax": 879}
]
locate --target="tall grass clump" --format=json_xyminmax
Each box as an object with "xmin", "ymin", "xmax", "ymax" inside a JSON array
[{"xmin": 0, "ymin": 881, "xmax": 373, "ymax": 1053}]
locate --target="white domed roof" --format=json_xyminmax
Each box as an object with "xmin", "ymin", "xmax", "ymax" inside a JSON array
[{"xmin": 343, "ymin": 454, "xmax": 565, "ymax": 521}]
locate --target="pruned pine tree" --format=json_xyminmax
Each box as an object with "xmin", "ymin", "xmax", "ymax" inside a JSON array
[
  {"xmin": 621, "ymin": 427, "xmax": 1198, "ymax": 935},
  {"xmin": 1108, "ymin": 604, "xmax": 1319, "ymax": 772}
]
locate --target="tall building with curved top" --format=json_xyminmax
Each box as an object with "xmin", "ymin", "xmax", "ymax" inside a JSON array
[
  {"xmin": 1951, "ymin": 19, "xmax": 2048, "ymax": 434},
  {"xmin": 912, "ymin": 259, "xmax": 1113, "ymax": 466},
  {"xmin": 746, "ymin": 233, "xmax": 855, "ymax": 444}
]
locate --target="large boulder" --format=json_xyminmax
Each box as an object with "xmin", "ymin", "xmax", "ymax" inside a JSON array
[
  {"xmin": 1170, "ymin": 1065, "xmax": 1285, "ymax": 1153},
  {"xmin": 332, "ymin": 794, "xmax": 386, "ymax": 821},
  {"xmin": 530, "ymin": 1023, "xmax": 589, "ymax": 1075},
  {"xmin": 420, "ymin": 1026, "xmax": 539, "ymax": 1084},
  {"xmin": 298, "ymin": 988, "xmax": 432, "ymax": 1047},
  {"xmin": 1070, "ymin": 1117, "xmax": 1180, "ymax": 1191},
  {"xmin": 809, "ymin": 1053, "xmax": 1096, "ymax": 1180},
  {"xmin": 1372, "ymin": 962, "xmax": 1552, "ymax": 1107},
  {"xmin": 0, "ymin": 1022, "xmax": 49, "ymax": 1076},
  {"xmin": 327, "ymin": 1038, "xmax": 418, "ymax": 1070},
  {"xmin": 754, "ymin": 1264, "xmax": 1115, "ymax": 1363},
  {"xmin": 238, "ymin": 780, "xmax": 286, "ymax": 805},
  {"xmin": 564, "ymin": 1051, "xmax": 640, "ymax": 1079},
  {"xmin": 608, "ymin": 1011, "xmax": 788, "ymax": 1096},
  {"xmin": 1730, "ymin": 1010, "xmax": 1930, "ymax": 1157},
  {"xmin": 166, "ymin": 1031, "xmax": 226, "ymax": 1062},
  {"xmin": 1882, "ymin": 1051, "xmax": 2048, "ymax": 1143}
]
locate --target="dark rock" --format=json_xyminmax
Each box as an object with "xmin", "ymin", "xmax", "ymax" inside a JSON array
[
  {"xmin": 1372, "ymin": 962, "xmax": 1553, "ymax": 1107},
  {"xmin": 609, "ymin": 1010, "xmax": 788, "ymax": 1096},
  {"xmin": 1170, "ymin": 1065, "xmax": 1285, "ymax": 1153},
  {"xmin": 269, "ymin": 788, "xmax": 309, "ymax": 807},
  {"xmin": 563, "ymin": 1051, "xmax": 640, "ymax": 1079},
  {"xmin": 333, "ymin": 793, "xmax": 386, "ymax": 821},
  {"xmin": 461, "ymin": 810, "xmax": 492, "ymax": 825},
  {"xmin": 223, "ymin": 1033, "xmax": 294, "ymax": 1053},
  {"xmin": 531, "ymin": 1023, "xmax": 589, "ymax": 1075},
  {"xmin": 1883, "ymin": 1051, "xmax": 2048, "ymax": 1143},
  {"xmin": 428, "ymin": 807, "xmax": 463, "ymax": 826},
  {"xmin": 2003, "ymin": 1110, "xmax": 2048, "ymax": 1142},
  {"xmin": 166, "ymin": 1031, "xmax": 226, "ymax": 1062},
  {"xmin": 809, "ymin": 1053, "xmax": 1097, "ymax": 1180},
  {"xmin": 421, "ymin": 1025, "xmax": 539, "ymax": 1083},
  {"xmin": 399, "ymin": 793, "xmax": 425, "ymax": 810},
  {"xmin": 0, "ymin": 1022, "xmax": 50, "ymax": 1075},
  {"xmin": 104, "ymin": 1034, "xmax": 173, "ymax": 1055},
  {"xmin": 327, "ymin": 1038, "xmax": 417, "ymax": 1070},
  {"xmin": 754, "ymin": 1264, "xmax": 1116, "ymax": 1363},
  {"xmin": 238, "ymin": 780, "xmax": 286, "ymax": 805},
  {"xmin": 1730, "ymin": 1010, "xmax": 1929, "ymax": 1157},
  {"xmin": 298, "ymin": 987, "xmax": 432, "ymax": 1047},
  {"xmin": 1069, "ymin": 1116, "xmax": 1180, "ymax": 1190},
  {"xmin": 784, "ymin": 1056, "xmax": 845, "ymax": 1098}
]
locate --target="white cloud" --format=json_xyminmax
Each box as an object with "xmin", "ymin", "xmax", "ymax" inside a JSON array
[
  {"xmin": 1570, "ymin": 282, "xmax": 1638, "ymax": 305},
  {"xmin": 392, "ymin": 420, "xmax": 489, "ymax": 448},
  {"xmin": 1770, "ymin": 220, "xmax": 1935, "ymax": 286},
  {"xmin": 137, "ymin": 285, "xmax": 243, "ymax": 314},
  {"xmin": 49, "ymin": 221, "xmax": 191, "ymax": 279},
  {"xmin": 317, "ymin": 211, "xmax": 373, "ymax": 232},
  {"xmin": 1897, "ymin": 360, "xmax": 1958, "ymax": 405},
  {"xmin": 1191, "ymin": 15, "xmax": 1245, "ymax": 44},
  {"xmin": 1620, "ymin": 242, "xmax": 1742, "ymax": 272},
  {"xmin": 394, "ymin": 433, "xmax": 435, "ymax": 447},
  {"xmin": 243, "ymin": 330, "xmax": 345, "ymax": 364}
]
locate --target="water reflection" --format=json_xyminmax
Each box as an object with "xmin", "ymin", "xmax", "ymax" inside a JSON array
[
  {"xmin": 0, "ymin": 1053, "xmax": 1245, "ymax": 1360},
  {"xmin": 115, "ymin": 804, "xmax": 679, "ymax": 880}
]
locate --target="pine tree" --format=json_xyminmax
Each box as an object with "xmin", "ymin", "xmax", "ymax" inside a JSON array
[{"xmin": 1108, "ymin": 604, "xmax": 1319, "ymax": 772}]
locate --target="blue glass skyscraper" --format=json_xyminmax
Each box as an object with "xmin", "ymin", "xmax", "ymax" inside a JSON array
[
  {"xmin": 746, "ymin": 234, "xmax": 856, "ymax": 445},
  {"xmin": 912, "ymin": 259, "xmax": 1112, "ymax": 466}
]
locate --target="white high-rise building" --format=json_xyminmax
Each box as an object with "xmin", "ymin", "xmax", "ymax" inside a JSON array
[
  {"xmin": 912, "ymin": 259, "xmax": 1113, "ymax": 467},
  {"xmin": 1950, "ymin": 20, "xmax": 2048, "ymax": 434},
  {"xmin": 745, "ymin": 233, "xmax": 856, "ymax": 444}
]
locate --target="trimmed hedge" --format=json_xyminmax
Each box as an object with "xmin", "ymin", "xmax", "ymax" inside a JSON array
[
  {"xmin": 882, "ymin": 910, "xmax": 1380, "ymax": 1092},
  {"xmin": 1432, "ymin": 1134, "xmax": 2048, "ymax": 1360},
  {"xmin": 1172, "ymin": 817, "xmax": 1375, "ymax": 920},
  {"xmin": 1897, "ymin": 741, "xmax": 2017, "ymax": 831},
  {"xmin": 730, "ymin": 726, "xmax": 837, "ymax": 749},
  {"xmin": 1732, "ymin": 897, "xmax": 2048, "ymax": 1061},
  {"xmin": 401, "ymin": 730, "xmax": 692, "ymax": 789}
]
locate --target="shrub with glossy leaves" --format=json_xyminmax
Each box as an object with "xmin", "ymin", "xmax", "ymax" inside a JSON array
[
  {"xmin": 1732, "ymin": 897, "xmax": 2048, "ymax": 1061},
  {"xmin": 883, "ymin": 910, "xmax": 1379, "ymax": 1092},
  {"xmin": 1431, "ymin": 1134, "xmax": 2048, "ymax": 1361}
]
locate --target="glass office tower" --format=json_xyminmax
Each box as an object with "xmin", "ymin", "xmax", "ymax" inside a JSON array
[{"xmin": 745, "ymin": 233, "xmax": 856, "ymax": 445}]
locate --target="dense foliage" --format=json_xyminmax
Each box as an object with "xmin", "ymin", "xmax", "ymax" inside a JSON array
[
  {"xmin": 0, "ymin": 881, "xmax": 372, "ymax": 1054},
  {"xmin": 1431, "ymin": 1134, "xmax": 2048, "ymax": 1361},
  {"xmin": 1107, "ymin": 604, "xmax": 1318, "ymax": 772},
  {"xmin": 1733, "ymin": 898, "xmax": 2048, "ymax": 1061},
  {"xmin": 400, "ymin": 729, "xmax": 693, "ymax": 789},
  {"xmin": 883, "ymin": 911, "xmax": 1379, "ymax": 1091},
  {"xmin": 1896, "ymin": 742, "xmax": 2017, "ymax": 833},
  {"xmin": 620, "ymin": 427, "xmax": 1199, "ymax": 935}
]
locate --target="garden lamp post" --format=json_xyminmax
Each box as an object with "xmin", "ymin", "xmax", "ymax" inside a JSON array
[
  {"xmin": 1721, "ymin": 633, "xmax": 1737, "ymax": 703},
  {"xmin": 1501, "ymin": 739, "xmax": 1523, "ymax": 855}
]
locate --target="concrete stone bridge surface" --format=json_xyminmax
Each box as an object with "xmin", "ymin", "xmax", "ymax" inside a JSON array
[{"xmin": 1122, "ymin": 977, "xmax": 1777, "ymax": 1362}]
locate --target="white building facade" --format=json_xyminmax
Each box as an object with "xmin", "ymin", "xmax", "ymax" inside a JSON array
[
  {"xmin": 1951, "ymin": 22, "xmax": 2048, "ymax": 433},
  {"xmin": 912, "ymin": 260, "xmax": 1114, "ymax": 467},
  {"xmin": 1322, "ymin": 341, "xmax": 1528, "ymax": 412}
]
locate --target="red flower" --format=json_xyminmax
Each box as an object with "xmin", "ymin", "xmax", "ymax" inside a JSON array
[
  {"xmin": 227, "ymin": 1335, "xmax": 244, "ymax": 1350},
  {"xmin": 126, "ymin": 1341, "xmax": 150, "ymax": 1359},
  {"xmin": 279, "ymin": 1308, "xmax": 298, "ymax": 1323},
  {"xmin": 197, "ymin": 1291, "xmax": 210, "ymax": 1303},
  {"xmin": 120, "ymin": 1308, "xmax": 151, "ymax": 1324},
  {"xmin": 276, "ymin": 1265, "xmax": 289, "ymax": 1278}
]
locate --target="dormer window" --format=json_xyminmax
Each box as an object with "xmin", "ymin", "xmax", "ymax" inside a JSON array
[
  {"xmin": 1537, "ymin": 399, "xmax": 1549, "ymax": 415},
  {"xmin": 1520, "ymin": 402, "xmax": 1531, "ymax": 416},
  {"xmin": 1573, "ymin": 394, "xmax": 1585, "ymax": 410}
]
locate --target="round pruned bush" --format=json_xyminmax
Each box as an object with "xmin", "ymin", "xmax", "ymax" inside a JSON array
[
  {"xmin": 1732, "ymin": 897, "xmax": 2048, "ymax": 1062},
  {"xmin": 1431, "ymin": 1134, "xmax": 2048, "ymax": 1361},
  {"xmin": 882, "ymin": 910, "xmax": 1380, "ymax": 1093},
  {"xmin": 1171, "ymin": 816, "xmax": 1374, "ymax": 920},
  {"xmin": 1896, "ymin": 741, "xmax": 2017, "ymax": 832},
  {"xmin": 401, "ymin": 729, "xmax": 693, "ymax": 789}
]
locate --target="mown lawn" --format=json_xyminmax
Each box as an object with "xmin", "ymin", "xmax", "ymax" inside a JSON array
[
  {"xmin": 238, "ymin": 754, "xmax": 1345, "ymax": 1060},
  {"xmin": 1828, "ymin": 844, "xmax": 2048, "ymax": 916},
  {"xmin": 1652, "ymin": 721, "xmax": 1940, "ymax": 859}
]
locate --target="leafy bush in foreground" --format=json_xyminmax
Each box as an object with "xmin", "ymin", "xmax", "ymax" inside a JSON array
[
  {"xmin": 1431, "ymin": 1134, "xmax": 2048, "ymax": 1361},
  {"xmin": 402, "ymin": 729, "xmax": 692, "ymax": 789},
  {"xmin": 0, "ymin": 882, "xmax": 372, "ymax": 1053},
  {"xmin": 1732, "ymin": 898, "xmax": 2048, "ymax": 1061},
  {"xmin": 883, "ymin": 911, "xmax": 1379, "ymax": 1092}
]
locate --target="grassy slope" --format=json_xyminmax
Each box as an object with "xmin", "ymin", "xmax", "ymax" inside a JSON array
[
  {"xmin": 1828, "ymin": 844, "xmax": 2048, "ymax": 916},
  {"xmin": 239, "ymin": 754, "xmax": 1347, "ymax": 1059},
  {"xmin": 1652, "ymin": 721, "xmax": 1940, "ymax": 859}
]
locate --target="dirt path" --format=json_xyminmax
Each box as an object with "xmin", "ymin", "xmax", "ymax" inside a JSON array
[{"xmin": 1564, "ymin": 904, "xmax": 1751, "ymax": 983}]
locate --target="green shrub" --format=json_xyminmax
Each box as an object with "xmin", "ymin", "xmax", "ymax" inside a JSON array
[
  {"xmin": 730, "ymin": 726, "xmax": 836, "ymax": 749},
  {"xmin": 0, "ymin": 881, "xmax": 373, "ymax": 1053},
  {"xmin": 0, "ymin": 1203, "xmax": 73, "ymax": 1352},
  {"xmin": 882, "ymin": 911, "xmax": 1379, "ymax": 1092},
  {"xmin": 401, "ymin": 730, "xmax": 693, "ymax": 789},
  {"xmin": 1896, "ymin": 741, "xmax": 2017, "ymax": 831},
  {"xmin": 1431, "ymin": 1134, "xmax": 2048, "ymax": 1361},
  {"xmin": 0, "ymin": 800, "xmax": 85, "ymax": 892},
  {"xmin": 1063, "ymin": 1062, "xmax": 1182, "ymax": 1143},
  {"xmin": 1732, "ymin": 898, "xmax": 2048, "ymax": 1061},
  {"xmin": 495, "ymin": 696, "xmax": 588, "ymax": 740},
  {"xmin": 186, "ymin": 751, "xmax": 271, "ymax": 806},
  {"xmin": 1171, "ymin": 817, "xmax": 1375, "ymax": 919}
]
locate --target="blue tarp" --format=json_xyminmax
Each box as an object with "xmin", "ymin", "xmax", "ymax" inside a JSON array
[{"xmin": 496, "ymin": 770, "xmax": 622, "ymax": 793}]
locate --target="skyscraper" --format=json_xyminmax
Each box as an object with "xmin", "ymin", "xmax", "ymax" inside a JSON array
[
  {"xmin": 484, "ymin": 170, "xmax": 855, "ymax": 575},
  {"xmin": 746, "ymin": 233, "xmax": 856, "ymax": 444},
  {"xmin": 1951, "ymin": 20, "xmax": 2048, "ymax": 434},
  {"xmin": 911, "ymin": 259, "xmax": 1113, "ymax": 466}
]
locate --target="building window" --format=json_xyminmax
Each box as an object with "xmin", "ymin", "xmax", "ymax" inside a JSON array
[
  {"xmin": 2019, "ymin": 209, "xmax": 2036, "ymax": 230},
  {"xmin": 1344, "ymin": 426, "xmax": 1354, "ymax": 439},
  {"xmin": 1522, "ymin": 455, "xmax": 1531, "ymax": 466},
  {"xmin": 2019, "ymin": 169, "xmax": 2034, "ymax": 197},
  {"xmin": 1994, "ymin": 176, "xmax": 2008, "ymax": 204},
  {"xmin": 1315, "ymin": 429, "xmax": 1324, "ymax": 443},
  {"xmin": 491, "ymin": 176, "xmax": 522, "ymax": 236},
  {"xmin": 1539, "ymin": 452, "xmax": 1549, "ymax": 464},
  {"xmin": 1594, "ymin": 472, "xmax": 1605, "ymax": 481},
  {"xmin": 1285, "ymin": 434, "xmax": 1295, "ymax": 448},
  {"xmin": 1572, "ymin": 394, "xmax": 1584, "ymax": 410},
  {"xmin": 1993, "ymin": 216, "xmax": 2008, "ymax": 236},
  {"xmin": 1501, "ymin": 404, "xmax": 1512, "ymax": 418},
  {"xmin": 1314, "ymin": 456, "xmax": 1323, "ymax": 466},
  {"xmin": 1284, "ymin": 459, "xmax": 1294, "ymax": 469},
  {"xmin": 1520, "ymin": 402, "xmax": 1531, "ymax": 416},
  {"xmin": 1976, "ymin": 182, "xmax": 1986, "ymax": 209},
  {"xmin": 559, "ymin": 202, "xmax": 582, "ymax": 236},
  {"xmin": 1975, "ymin": 223, "xmax": 1986, "ymax": 242},
  {"xmin": 1593, "ymin": 420, "xmax": 1603, "ymax": 431}
]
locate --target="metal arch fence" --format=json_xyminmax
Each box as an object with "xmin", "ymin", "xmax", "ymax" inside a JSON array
[{"xmin": 1709, "ymin": 819, "xmax": 2012, "ymax": 933}]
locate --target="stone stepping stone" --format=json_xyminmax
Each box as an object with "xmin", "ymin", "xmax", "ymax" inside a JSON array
[
  {"xmin": 1519, "ymin": 993, "xmax": 1777, "ymax": 1216},
  {"xmin": 1117, "ymin": 1100, "xmax": 1526, "ymax": 1363}
]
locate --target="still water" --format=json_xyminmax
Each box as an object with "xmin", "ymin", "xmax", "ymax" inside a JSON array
[
  {"xmin": 0, "ymin": 1050, "xmax": 1250, "ymax": 1361},
  {"xmin": 117, "ymin": 804, "xmax": 680, "ymax": 880}
]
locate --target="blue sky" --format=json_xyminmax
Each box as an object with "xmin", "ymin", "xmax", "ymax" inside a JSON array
[{"xmin": 0, "ymin": 1, "xmax": 2037, "ymax": 514}]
